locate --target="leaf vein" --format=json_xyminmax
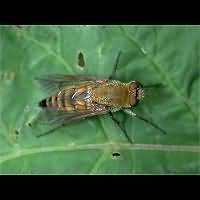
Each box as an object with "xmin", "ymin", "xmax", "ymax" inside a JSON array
[
  {"xmin": 119, "ymin": 26, "xmax": 198, "ymax": 122},
  {"xmin": 21, "ymin": 29, "xmax": 75, "ymax": 74}
]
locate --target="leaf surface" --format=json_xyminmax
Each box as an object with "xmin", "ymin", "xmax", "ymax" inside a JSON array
[{"xmin": 0, "ymin": 25, "xmax": 199, "ymax": 174}]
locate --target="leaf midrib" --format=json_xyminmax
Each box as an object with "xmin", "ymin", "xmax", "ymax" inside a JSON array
[{"xmin": 0, "ymin": 143, "xmax": 199, "ymax": 165}]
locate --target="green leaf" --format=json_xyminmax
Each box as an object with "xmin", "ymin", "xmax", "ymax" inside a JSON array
[{"xmin": 0, "ymin": 25, "xmax": 199, "ymax": 174}]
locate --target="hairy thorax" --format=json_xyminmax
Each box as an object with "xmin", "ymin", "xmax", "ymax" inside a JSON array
[{"xmin": 91, "ymin": 81, "xmax": 130, "ymax": 107}]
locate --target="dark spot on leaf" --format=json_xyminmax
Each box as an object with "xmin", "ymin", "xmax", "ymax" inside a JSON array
[
  {"xmin": 77, "ymin": 51, "xmax": 86, "ymax": 68},
  {"xmin": 28, "ymin": 122, "xmax": 32, "ymax": 127},
  {"xmin": 112, "ymin": 152, "xmax": 121, "ymax": 157},
  {"xmin": 14, "ymin": 130, "xmax": 20, "ymax": 135},
  {"xmin": 16, "ymin": 25, "xmax": 23, "ymax": 29}
]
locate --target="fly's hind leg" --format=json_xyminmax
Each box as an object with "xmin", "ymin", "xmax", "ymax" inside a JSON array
[
  {"xmin": 36, "ymin": 109, "xmax": 109, "ymax": 138},
  {"xmin": 109, "ymin": 112, "xmax": 133, "ymax": 144},
  {"xmin": 108, "ymin": 51, "xmax": 122, "ymax": 80},
  {"xmin": 36, "ymin": 125, "xmax": 62, "ymax": 138}
]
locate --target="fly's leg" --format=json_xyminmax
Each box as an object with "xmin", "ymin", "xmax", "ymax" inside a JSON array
[
  {"xmin": 36, "ymin": 109, "xmax": 109, "ymax": 138},
  {"xmin": 143, "ymin": 83, "xmax": 164, "ymax": 88},
  {"xmin": 108, "ymin": 51, "xmax": 122, "ymax": 80},
  {"xmin": 36, "ymin": 125, "xmax": 63, "ymax": 137},
  {"xmin": 123, "ymin": 109, "xmax": 167, "ymax": 135},
  {"xmin": 109, "ymin": 112, "xmax": 134, "ymax": 144}
]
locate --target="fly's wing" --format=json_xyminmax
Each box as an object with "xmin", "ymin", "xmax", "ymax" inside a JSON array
[
  {"xmin": 34, "ymin": 74, "xmax": 108, "ymax": 137},
  {"xmin": 33, "ymin": 108, "xmax": 109, "ymax": 137},
  {"xmin": 35, "ymin": 74, "xmax": 98, "ymax": 95}
]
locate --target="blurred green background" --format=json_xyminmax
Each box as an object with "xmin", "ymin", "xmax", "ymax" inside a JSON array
[{"xmin": 0, "ymin": 25, "xmax": 199, "ymax": 174}]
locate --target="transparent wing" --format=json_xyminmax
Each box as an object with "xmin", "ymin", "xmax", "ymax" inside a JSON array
[
  {"xmin": 36, "ymin": 108, "xmax": 76, "ymax": 125},
  {"xmin": 35, "ymin": 74, "xmax": 98, "ymax": 94},
  {"xmin": 34, "ymin": 74, "xmax": 109, "ymax": 137},
  {"xmin": 33, "ymin": 107, "xmax": 109, "ymax": 137}
]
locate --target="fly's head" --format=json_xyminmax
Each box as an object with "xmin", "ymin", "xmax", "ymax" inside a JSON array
[{"xmin": 128, "ymin": 80, "xmax": 144, "ymax": 106}]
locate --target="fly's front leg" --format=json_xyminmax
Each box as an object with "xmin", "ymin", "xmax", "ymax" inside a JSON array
[
  {"xmin": 123, "ymin": 109, "xmax": 167, "ymax": 135},
  {"xmin": 108, "ymin": 51, "xmax": 122, "ymax": 80},
  {"xmin": 109, "ymin": 111, "xmax": 134, "ymax": 144}
]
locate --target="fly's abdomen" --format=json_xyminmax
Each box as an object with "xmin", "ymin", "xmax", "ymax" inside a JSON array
[
  {"xmin": 39, "ymin": 87, "xmax": 92, "ymax": 112},
  {"xmin": 56, "ymin": 90, "xmax": 74, "ymax": 111},
  {"xmin": 39, "ymin": 89, "xmax": 76, "ymax": 111}
]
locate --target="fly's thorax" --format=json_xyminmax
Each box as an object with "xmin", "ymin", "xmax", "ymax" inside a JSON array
[
  {"xmin": 128, "ymin": 81, "xmax": 144, "ymax": 106},
  {"xmin": 90, "ymin": 81, "xmax": 130, "ymax": 107}
]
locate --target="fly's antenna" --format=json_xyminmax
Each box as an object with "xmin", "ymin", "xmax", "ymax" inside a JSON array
[{"xmin": 123, "ymin": 109, "xmax": 167, "ymax": 135}]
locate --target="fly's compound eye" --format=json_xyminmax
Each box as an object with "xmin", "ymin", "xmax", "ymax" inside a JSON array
[
  {"xmin": 130, "ymin": 80, "xmax": 143, "ymax": 88},
  {"xmin": 129, "ymin": 81, "xmax": 144, "ymax": 106}
]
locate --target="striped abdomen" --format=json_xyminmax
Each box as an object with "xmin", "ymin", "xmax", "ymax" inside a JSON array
[
  {"xmin": 39, "ymin": 89, "xmax": 76, "ymax": 111},
  {"xmin": 39, "ymin": 86, "xmax": 93, "ymax": 112}
]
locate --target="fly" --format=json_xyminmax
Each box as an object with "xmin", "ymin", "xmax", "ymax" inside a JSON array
[{"xmin": 35, "ymin": 51, "xmax": 167, "ymax": 143}]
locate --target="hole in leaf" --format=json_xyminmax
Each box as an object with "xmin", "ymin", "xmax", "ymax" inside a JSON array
[
  {"xmin": 28, "ymin": 122, "xmax": 32, "ymax": 127},
  {"xmin": 16, "ymin": 25, "xmax": 23, "ymax": 29},
  {"xmin": 112, "ymin": 152, "xmax": 121, "ymax": 157},
  {"xmin": 77, "ymin": 51, "xmax": 86, "ymax": 68},
  {"xmin": 14, "ymin": 130, "xmax": 20, "ymax": 135}
]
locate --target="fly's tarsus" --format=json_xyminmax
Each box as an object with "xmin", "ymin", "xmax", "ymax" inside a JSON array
[{"xmin": 109, "ymin": 112, "xmax": 134, "ymax": 144}]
